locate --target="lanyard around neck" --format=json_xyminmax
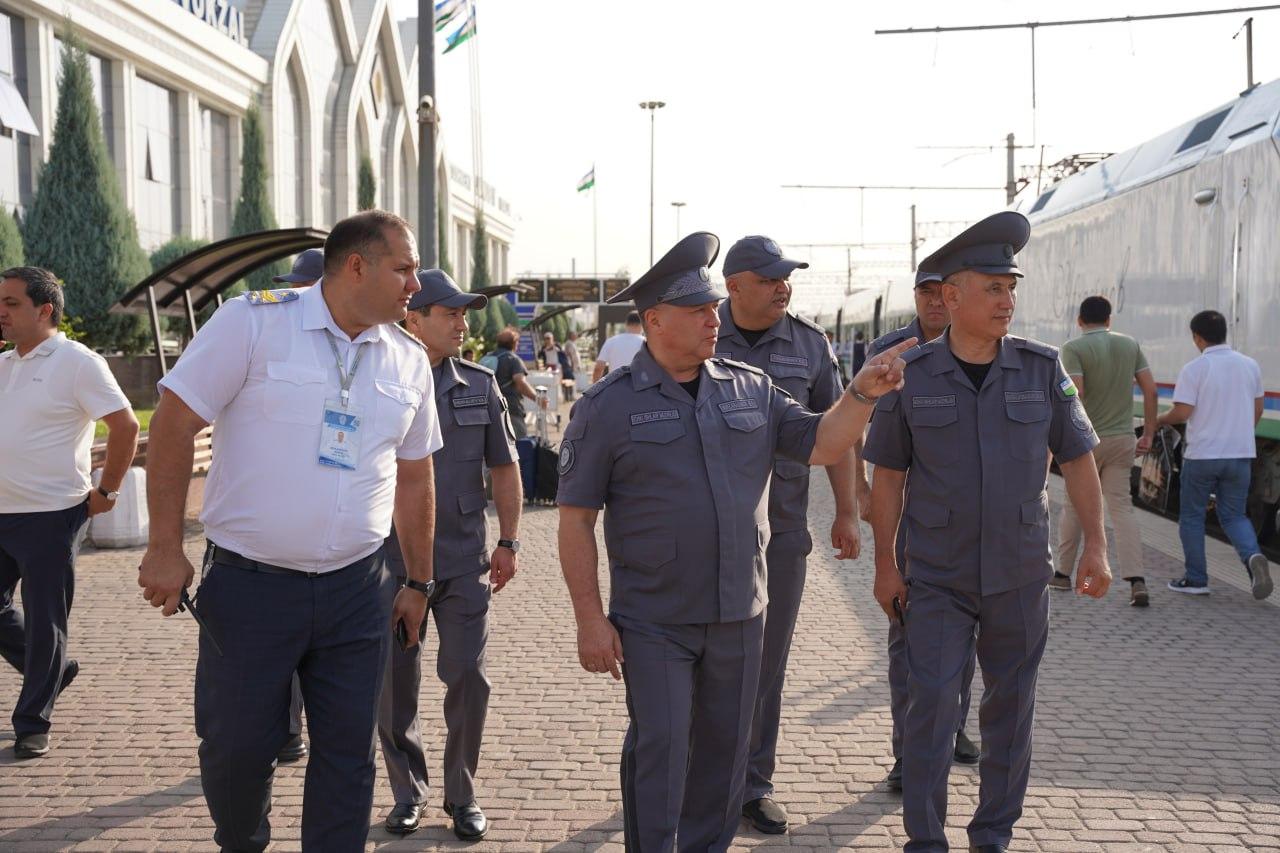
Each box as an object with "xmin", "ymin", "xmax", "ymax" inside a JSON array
[{"xmin": 326, "ymin": 335, "xmax": 367, "ymax": 408}]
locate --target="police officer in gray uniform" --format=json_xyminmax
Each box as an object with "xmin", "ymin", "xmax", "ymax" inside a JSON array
[
  {"xmin": 380, "ymin": 269, "xmax": 522, "ymax": 841},
  {"xmin": 714, "ymin": 236, "xmax": 860, "ymax": 834},
  {"xmin": 865, "ymin": 269, "xmax": 979, "ymax": 792},
  {"xmin": 557, "ymin": 232, "xmax": 918, "ymax": 853},
  {"xmin": 864, "ymin": 212, "xmax": 1111, "ymax": 853}
]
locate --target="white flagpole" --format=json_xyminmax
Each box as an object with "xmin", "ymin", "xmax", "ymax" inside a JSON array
[{"xmin": 592, "ymin": 165, "xmax": 598, "ymax": 278}]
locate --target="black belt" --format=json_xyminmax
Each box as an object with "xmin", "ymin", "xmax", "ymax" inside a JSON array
[{"xmin": 206, "ymin": 543, "xmax": 372, "ymax": 579}]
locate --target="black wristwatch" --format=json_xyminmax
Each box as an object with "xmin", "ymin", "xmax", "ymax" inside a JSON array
[
  {"xmin": 498, "ymin": 538, "xmax": 521, "ymax": 553},
  {"xmin": 97, "ymin": 485, "xmax": 120, "ymax": 501},
  {"xmin": 404, "ymin": 578, "xmax": 436, "ymax": 598}
]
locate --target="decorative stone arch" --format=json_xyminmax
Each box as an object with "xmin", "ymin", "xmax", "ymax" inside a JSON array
[{"xmin": 272, "ymin": 46, "xmax": 313, "ymax": 227}]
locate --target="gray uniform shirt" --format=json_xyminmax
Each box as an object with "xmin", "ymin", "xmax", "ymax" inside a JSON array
[
  {"xmin": 867, "ymin": 317, "xmax": 925, "ymax": 362},
  {"xmin": 714, "ymin": 305, "xmax": 842, "ymax": 535},
  {"xmin": 387, "ymin": 357, "xmax": 518, "ymax": 580},
  {"xmin": 556, "ymin": 345, "xmax": 823, "ymax": 625},
  {"xmin": 862, "ymin": 332, "xmax": 1099, "ymax": 595}
]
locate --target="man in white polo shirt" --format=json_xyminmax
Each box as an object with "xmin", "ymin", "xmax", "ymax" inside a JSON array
[
  {"xmin": 0, "ymin": 266, "xmax": 139, "ymax": 759},
  {"xmin": 1157, "ymin": 310, "xmax": 1271, "ymax": 600}
]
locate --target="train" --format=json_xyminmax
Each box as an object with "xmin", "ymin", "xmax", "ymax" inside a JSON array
[{"xmin": 818, "ymin": 75, "xmax": 1280, "ymax": 545}]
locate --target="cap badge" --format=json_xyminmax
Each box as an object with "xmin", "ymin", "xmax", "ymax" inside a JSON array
[{"xmin": 763, "ymin": 239, "xmax": 781, "ymax": 257}]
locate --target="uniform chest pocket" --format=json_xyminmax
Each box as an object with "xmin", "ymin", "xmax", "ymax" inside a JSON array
[
  {"xmin": 629, "ymin": 420, "xmax": 686, "ymax": 444},
  {"xmin": 1005, "ymin": 401, "xmax": 1049, "ymax": 461},
  {"xmin": 374, "ymin": 380, "xmax": 422, "ymax": 439},
  {"xmin": 450, "ymin": 405, "xmax": 492, "ymax": 460},
  {"xmin": 907, "ymin": 404, "xmax": 960, "ymax": 464},
  {"xmin": 767, "ymin": 364, "xmax": 810, "ymax": 404},
  {"xmin": 263, "ymin": 362, "xmax": 327, "ymax": 424},
  {"xmin": 721, "ymin": 410, "xmax": 766, "ymax": 432},
  {"xmin": 720, "ymin": 408, "xmax": 770, "ymax": 475}
]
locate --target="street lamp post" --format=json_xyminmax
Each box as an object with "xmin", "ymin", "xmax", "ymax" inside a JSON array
[
  {"xmin": 639, "ymin": 100, "xmax": 665, "ymax": 266},
  {"xmin": 671, "ymin": 201, "xmax": 685, "ymax": 240}
]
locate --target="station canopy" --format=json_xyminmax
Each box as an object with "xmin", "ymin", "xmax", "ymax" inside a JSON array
[{"xmin": 113, "ymin": 227, "xmax": 328, "ymax": 318}]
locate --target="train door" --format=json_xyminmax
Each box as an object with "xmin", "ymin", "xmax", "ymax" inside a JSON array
[{"xmin": 872, "ymin": 296, "xmax": 883, "ymax": 339}]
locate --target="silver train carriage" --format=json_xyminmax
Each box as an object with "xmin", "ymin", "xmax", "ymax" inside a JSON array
[{"xmin": 822, "ymin": 77, "xmax": 1280, "ymax": 542}]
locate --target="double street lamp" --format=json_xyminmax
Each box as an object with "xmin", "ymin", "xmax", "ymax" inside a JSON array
[
  {"xmin": 671, "ymin": 201, "xmax": 686, "ymax": 240},
  {"xmin": 639, "ymin": 100, "xmax": 665, "ymax": 266}
]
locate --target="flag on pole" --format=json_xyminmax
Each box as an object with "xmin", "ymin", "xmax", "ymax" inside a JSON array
[
  {"xmin": 434, "ymin": 0, "xmax": 463, "ymax": 31},
  {"xmin": 443, "ymin": 6, "xmax": 476, "ymax": 54},
  {"xmin": 576, "ymin": 166, "xmax": 595, "ymax": 192}
]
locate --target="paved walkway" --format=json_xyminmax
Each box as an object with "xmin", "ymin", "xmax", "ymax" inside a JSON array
[{"xmin": 2, "ymin": 471, "xmax": 1278, "ymax": 851}]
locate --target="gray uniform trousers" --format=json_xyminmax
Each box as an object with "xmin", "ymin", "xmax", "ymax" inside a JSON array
[
  {"xmin": 889, "ymin": 525, "xmax": 975, "ymax": 759},
  {"xmin": 378, "ymin": 571, "xmax": 492, "ymax": 807},
  {"xmin": 901, "ymin": 579, "xmax": 1049, "ymax": 853},
  {"xmin": 613, "ymin": 612, "xmax": 765, "ymax": 853},
  {"xmin": 743, "ymin": 529, "xmax": 809, "ymax": 802}
]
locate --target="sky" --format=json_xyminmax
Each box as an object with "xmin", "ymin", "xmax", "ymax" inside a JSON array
[{"xmin": 392, "ymin": 0, "xmax": 1280, "ymax": 312}]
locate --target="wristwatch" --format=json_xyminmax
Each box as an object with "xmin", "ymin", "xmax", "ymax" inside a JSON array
[
  {"xmin": 97, "ymin": 485, "xmax": 121, "ymax": 501},
  {"xmin": 498, "ymin": 538, "xmax": 521, "ymax": 553},
  {"xmin": 404, "ymin": 578, "xmax": 436, "ymax": 598},
  {"xmin": 848, "ymin": 385, "xmax": 877, "ymax": 406}
]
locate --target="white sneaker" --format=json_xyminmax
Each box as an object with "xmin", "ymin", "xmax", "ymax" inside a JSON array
[{"xmin": 1248, "ymin": 554, "xmax": 1273, "ymax": 600}]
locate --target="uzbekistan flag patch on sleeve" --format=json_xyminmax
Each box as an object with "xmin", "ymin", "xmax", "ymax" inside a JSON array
[{"xmin": 1059, "ymin": 377, "xmax": 1078, "ymax": 398}]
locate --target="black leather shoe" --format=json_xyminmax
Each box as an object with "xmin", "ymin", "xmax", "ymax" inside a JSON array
[
  {"xmin": 58, "ymin": 659, "xmax": 79, "ymax": 696},
  {"xmin": 885, "ymin": 758, "xmax": 903, "ymax": 792},
  {"xmin": 444, "ymin": 800, "xmax": 488, "ymax": 840},
  {"xmin": 741, "ymin": 797, "xmax": 788, "ymax": 834},
  {"xmin": 14, "ymin": 733, "xmax": 49, "ymax": 759},
  {"xmin": 385, "ymin": 802, "xmax": 422, "ymax": 834},
  {"xmin": 970, "ymin": 844, "xmax": 1007, "ymax": 852},
  {"xmin": 954, "ymin": 730, "xmax": 980, "ymax": 764},
  {"xmin": 277, "ymin": 734, "xmax": 308, "ymax": 763}
]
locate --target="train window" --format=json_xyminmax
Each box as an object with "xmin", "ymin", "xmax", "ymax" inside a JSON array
[
  {"xmin": 1176, "ymin": 108, "xmax": 1231, "ymax": 153},
  {"xmin": 1029, "ymin": 188, "xmax": 1057, "ymax": 214}
]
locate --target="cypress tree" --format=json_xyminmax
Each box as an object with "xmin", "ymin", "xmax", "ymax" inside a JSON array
[
  {"xmin": 0, "ymin": 206, "xmax": 23, "ymax": 268},
  {"xmin": 231, "ymin": 102, "xmax": 285, "ymax": 290},
  {"xmin": 23, "ymin": 29, "xmax": 149, "ymax": 353},
  {"xmin": 357, "ymin": 155, "xmax": 376, "ymax": 211},
  {"xmin": 470, "ymin": 210, "xmax": 490, "ymax": 291}
]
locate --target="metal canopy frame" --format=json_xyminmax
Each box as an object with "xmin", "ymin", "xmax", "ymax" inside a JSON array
[{"xmin": 112, "ymin": 228, "xmax": 327, "ymax": 374}]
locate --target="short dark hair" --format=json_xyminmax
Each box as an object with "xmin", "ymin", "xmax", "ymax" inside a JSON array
[
  {"xmin": 1190, "ymin": 310, "xmax": 1227, "ymax": 345},
  {"xmin": 324, "ymin": 209, "xmax": 413, "ymax": 275},
  {"xmin": 1078, "ymin": 295, "xmax": 1111, "ymax": 325},
  {"xmin": 2, "ymin": 266, "xmax": 63, "ymax": 327},
  {"xmin": 626, "ymin": 311, "xmax": 642, "ymax": 326}
]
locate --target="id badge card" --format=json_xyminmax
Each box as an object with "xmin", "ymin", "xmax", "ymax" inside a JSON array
[{"xmin": 319, "ymin": 399, "xmax": 365, "ymax": 470}]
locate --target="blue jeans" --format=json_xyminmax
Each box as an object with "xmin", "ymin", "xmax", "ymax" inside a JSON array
[{"xmin": 1178, "ymin": 458, "xmax": 1261, "ymax": 585}]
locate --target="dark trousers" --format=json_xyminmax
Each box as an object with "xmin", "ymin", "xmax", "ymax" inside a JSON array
[
  {"xmin": 743, "ymin": 529, "xmax": 809, "ymax": 803},
  {"xmin": 901, "ymin": 580, "xmax": 1049, "ymax": 853},
  {"xmin": 378, "ymin": 570, "xmax": 492, "ymax": 807},
  {"xmin": 614, "ymin": 612, "xmax": 764, "ymax": 853},
  {"xmin": 890, "ymin": 527, "xmax": 974, "ymax": 758},
  {"xmin": 193, "ymin": 545, "xmax": 395, "ymax": 852},
  {"xmin": 0, "ymin": 502, "xmax": 89, "ymax": 737}
]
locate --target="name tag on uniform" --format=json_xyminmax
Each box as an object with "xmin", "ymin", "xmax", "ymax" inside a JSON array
[
  {"xmin": 912, "ymin": 395, "xmax": 956, "ymax": 408},
  {"xmin": 319, "ymin": 399, "xmax": 365, "ymax": 470},
  {"xmin": 630, "ymin": 409, "xmax": 680, "ymax": 425},
  {"xmin": 1004, "ymin": 390, "xmax": 1046, "ymax": 403},
  {"xmin": 769, "ymin": 353, "xmax": 809, "ymax": 367},
  {"xmin": 719, "ymin": 398, "xmax": 758, "ymax": 413},
  {"xmin": 452, "ymin": 395, "xmax": 487, "ymax": 408}
]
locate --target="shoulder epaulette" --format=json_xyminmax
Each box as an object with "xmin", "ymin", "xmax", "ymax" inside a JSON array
[
  {"xmin": 457, "ymin": 357, "xmax": 496, "ymax": 377},
  {"xmin": 1011, "ymin": 335, "xmax": 1059, "ymax": 360},
  {"xmin": 244, "ymin": 288, "xmax": 300, "ymax": 306},
  {"xmin": 901, "ymin": 345, "xmax": 932, "ymax": 366},
  {"xmin": 788, "ymin": 312, "xmax": 828, "ymax": 337},
  {"xmin": 869, "ymin": 326, "xmax": 911, "ymax": 357},
  {"xmin": 388, "ymin": 322, "xmax": 427, "ymax": 351},
  {"xmin": 583, "ymin": 366, "xmax": 631, "ymax": 397},
  {"xmin": 710, "ymin": 356, "xmax": 766, "ymax": 376}
]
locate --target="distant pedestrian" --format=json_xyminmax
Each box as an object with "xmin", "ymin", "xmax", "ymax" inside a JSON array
[
  {"xmin": 852, "ymin": 330, "xmax": 867, "ymax": 374},
  {"xmin": 1157, "ymin": 310, "xmax": 1271, "ymax": 600},
  {"xmin": 1051, "ymin": 296, "xmax": 1159, "ymax": 607},
  {"xmin": 563, "ymin": 331, "xmax": 582, "ymax": 400},
  {"xmin": 0, "ymin": 266, "xmax": 140, "ymax": 760},
  {"xmin": 591, "ymin": 311, "xmax": 645, "ymax": 381},
  {"xmin": 493, "ymin": 327, "xmax": 538, "ymax": 439}
]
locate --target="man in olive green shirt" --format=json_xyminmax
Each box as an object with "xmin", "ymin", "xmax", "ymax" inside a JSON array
[{"xmin": 1053, "ymin": 296, "xmax": 1158, "ymax": 606}]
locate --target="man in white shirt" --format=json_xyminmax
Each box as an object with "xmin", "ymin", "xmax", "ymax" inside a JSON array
[
  {"xmin": 138, "ymin": 211, "xmax": 443, "ymax": 851},
  {"xmin": 1157, "ymin": 310, "xmax": 1271, "ymax": 600},
  {"xmin": 591, "ymin": 310, "xmax": 645, "ymax": 382},
  {"xmin": 0, "ymin": 266, "xmax": 139, "ymax": 759}
]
